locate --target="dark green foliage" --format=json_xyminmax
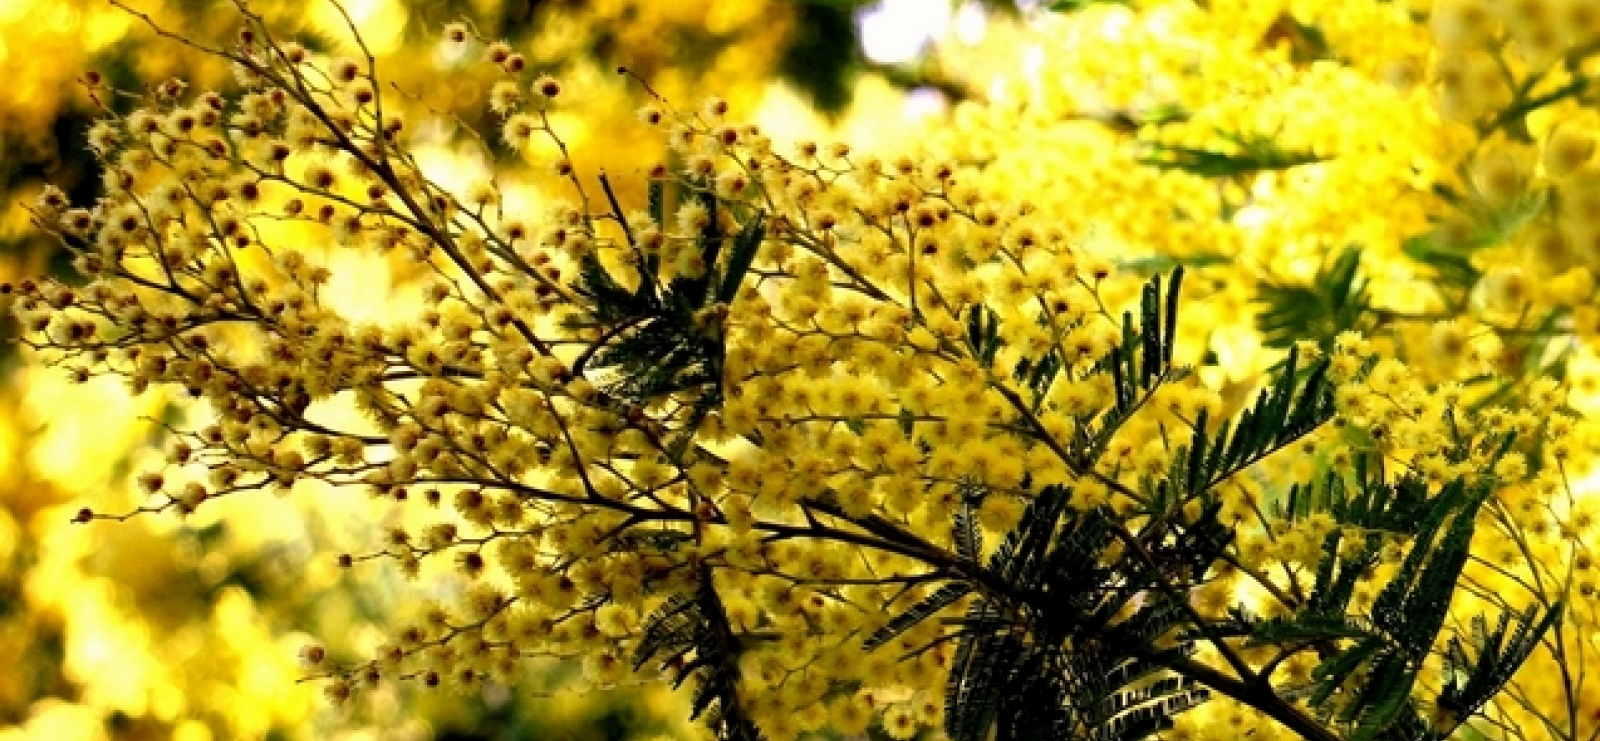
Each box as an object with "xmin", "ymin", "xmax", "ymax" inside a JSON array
[
  {"xmin": 1088, "ymin": 268, "xmax": 1187, "ymax": 460},
  {"xmin": 944, "ymin": 601, "xmax": 1017, "ymax": 737},
  {"xmin": 931, "ymin": 488, "xmax": 1222, "ymax": 741},
  {"xmin": 1000, "ymin": 269, "xmax": 1188, "ymax": 432},
  {"xmin": 1401, "ymin": 234, "xmax": 1480, "ymax": 297},
  {"xmin": 1211, "ymin": 530, "xmax": 1385, "ymax": 650},
  {"xmin": 864, "ymin": 582, "xmax": 975, "ymax": 652},
  {"xmin": 1259, "ymin": 469, "xmax": 1558, "ymax": 741},
  {"xmin": 1240, "ymin": 422, "xmax": 1562, "ymax": 741},
  {"xmin": 954, "ymin": 498, "xmax": 984, "ymax": 564},
  {"xmin": 873, "ymin": 270, "xmax": 1264, "ymax": 741},
  {"xmin": 1243, "ymin": 612, "xmax": 1387, "ymax": 647},
  {"xmin": 776, "ymin": 3, "xmax": 859, "ymax": 116},
  {"xmin": 566, "ymin": 185, "xmax": 766, "ymax": 455},
  {"xmin": 1125, "ymin": 268, "xmax": 1184, "ymax": 407},
  {"xmin": 607, "ymin": 527, "xmax": 696, "ymax": 555},
  {"xmin": 1261, "ymin": 12, "xmax": 1333, "ymax": 64},
  {"xmin": 1301, "ymin": 530, "xmax": 1381, "ymax": 620},
  {"xmin": 1156, "ymin": 344, "xmax": 1334, "ymax": 509},
  {"xmin": 1012, "ymin": 339, "xmax": 1065, "ymax": 415},
  {"xmin": 1139, "ymin": 132, "xmax": 1324, "ymax": 179},
  {"xmin": 1370, "ymin": 468, "xmax": 1491, "ymax": 648},
  {"xmin": 1047, "ymin": 0, "xmax": 1130, "ymax": 12},
  {"xmin": 1436, "ymin": 603, "xmax": 1563, "ymax": 733},
  {"xmin": 1145, "ymin": 501, "xmax": 1235, "ymax": 584},
  {"xmin": 1010, "ymin": 267, "xmax": 1189, "ymax": 428},
  {"xmin": 717, "ymin": 212, "xmax": 767, "ymax": 305},
  {"xmin": 861, "ymin": 266, "xmax": 1554, "ymax": 741},
  {"xmin": 967, "ymin": 304, "xmax": 1005, "ymax": 366},
  {"xmin": 1255, "ymin": 246, "xmax": 1369, "ymax": 351},
  {"xmin": 1276, "ymin": 454, "xmax": 1432, "ymax": 536},
  {"xmin": 571, "ymin": 248, "xmax": 724, "ymax": 404},
  {"xmin": 575, "ymin": 255, "xmax": 1556, "ymax": 741},
  {"xmin": 633, "ymin": 566, "xmax": 765, "ymax": 741},
  {"xmin": 1361, "ymin": 481, "xmax": 1486, "ymax": 678},
  {"xmin": 649, "ymin": 177, "xmax": 667, "ymax": 229}
]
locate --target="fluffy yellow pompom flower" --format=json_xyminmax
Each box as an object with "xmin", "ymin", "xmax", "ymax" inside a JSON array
[
  {"xmin": 1545, "ymin": 123, "xmax": 1596, "ymax": 179},
  {"xmin": 881, "ymin": 704, "xmax": 920, "ymax": 741}
]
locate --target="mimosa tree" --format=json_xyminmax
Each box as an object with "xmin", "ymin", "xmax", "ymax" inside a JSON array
[{"xmin": 15, "ymin": 1, "xmax": 1600, "ymax": 740}]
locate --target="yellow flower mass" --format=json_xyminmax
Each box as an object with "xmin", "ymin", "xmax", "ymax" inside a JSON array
[{"xmin": 14, "ymin": 0, "xmax": 1600, "ymax": 740}]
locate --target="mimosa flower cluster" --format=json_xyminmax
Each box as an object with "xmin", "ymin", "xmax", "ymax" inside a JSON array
[{"xmin": 14, "ymin": 2, "xmax": 1600, "ymax": 741}]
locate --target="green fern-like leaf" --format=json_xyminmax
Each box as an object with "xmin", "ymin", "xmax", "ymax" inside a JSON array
[
  {"xmin": 1344, "ymin": 655, "xmax": 1419, "ymax": 741},
  {"xmin": 940, "ymin": 492, "xmax": 1224, "ymax": 741},
  {"xmin": 1013, "ymin": 342, "xmax": 1065, "ymax": 414},
  {"xmin": 1369, "ymin": 479, "xmax": 1480, "ymax": 647},
  {"xmin": 1139, "ymin": 131, "xmax": 1324, "ymax": 179},
  {"xmin": 946, "ymin": 602, "xmax": 1023, "ymax": 741},
  {"xmin": 1277, "ymin": 455, "xmax": 1433, "ymax": 536},
  {"xmin": 1254, "ymin": 247, "xmax": 1368, "ymax": 351},
  {"xmin": 954, "ymin": 498, "xmax": 984, "ymax": 564},
  {"xmin": 1088, "ymin": 268, "xmax": 1188, "ymax": 460},
  {"xmin": 1173, "ymin": 344, "xmax": 1335, "ymax": 502},
  {"xmin": 648, "ymin": 178, "xmax": 667, "ymax": 227},
  {"xmin": 1435, "ymin": 602, "xmax": 1563, "ymax": 734},
  {"xmin": 1290, "ymin": 475, "xmax": 1512, "ymax": 741},
  {"xmin": 717, "ymin": 213, "xmax": 767, "ymax": 305},
  {"xmin": 633, "ymin": 566, "xmax": 765, "ymax": 741},
  {"xmin": 967, "ymin": 303, "xmax": 1005, "ymax": 366},
  {"xmin": 1302, "ymin": 529, "xmax": 1381, "ymax": 619},
  {"xmin": 991, "ymin": 485, "xmax": 1073, "ymax": 589},
  {"xmin": 1094, "ymin": 681, "xmax": 1210, "ymax": 741},
  {"xmin": 571, "ymin": 250, "xmax": 655, "ymax": 325},
  {"xmin": 567, "ymin": 192, "xmax": 767, "ymax": 457},
  {"xmin": 1245, "ymin": 612, "xmax": 1387, "ymax": 647},
  {"xmin": 865, "ymin": 582, "xmax": 975, "ymax": 652},
  {"xmin": 1048, "ymin": 0, "xmax": 1129, "ymax": 12}
]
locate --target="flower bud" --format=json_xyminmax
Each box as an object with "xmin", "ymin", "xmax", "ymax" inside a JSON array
[
  {"xmin": 1545, "ymin": 123, "xmax": 1595, "ymax": 179},
  {"xmin": 1471, "ymin": 144, "xmax": 1532, "ymax": 207},
  {"xmin": 1432, "ymin": 0, "xmax": 1496, "ymax": 47},
  {"xmin": 299, "ymin": 644, "xmax": 327, "ymax": 669},
  {"xmin": 1481, "ymin": 266, "xmax": 1533, "ymax": 312}
]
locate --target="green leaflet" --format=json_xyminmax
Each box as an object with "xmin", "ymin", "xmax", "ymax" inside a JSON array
[
  {"xmin": 1275, "ymin": 454, "xmax": 1432, "ymax": 536},
  {"xmin": 864, "ymin": 582, "xmax": 974, "ymax": 652},
  {"xmin": 1047, "ymin": 0, "xmax": 1130, "ymax": 12},
  {"xmin": 1167, "ymin": 344, "xmax": 1335, "ymax": 505},
  {"xmin": 1139, "ymin": 131, "xmax": 1324, "ymax": 179},
  {"xmin": 966, "ymin": 303, "xmax": 1005, "ymax": 366},
  {"xmin": 1260, "ymin": 441, "xmax": 1558, "ymax": 741},
  {"xmin": 567, "ymin": 184, "xmax": 767, "ymax": 456},
  {"xmin": 1401, "ymin": 189, "xmax": 1546, "ymax": 299},
  {"xmin": 1115, "ymin": 252, "xmax": 1231, "ymax": 275},
  {"xmin": 935, "ymin": 488, "xmax": 1224, "ymax": 741},
  {"xmin": 633, "ymin": 566, "xmax": 766, "ymax": 741},
  {"xmin": 1087, "ymin": 268, "xmax": 1188, "ymax": 464},
  {"xmin": 1254, "ymin": 246, "xmax": 1369, "ymax": 351},
  {"xmin": 1436, "ymin": 603, "xmax": 1564, "ymax": 735}
]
